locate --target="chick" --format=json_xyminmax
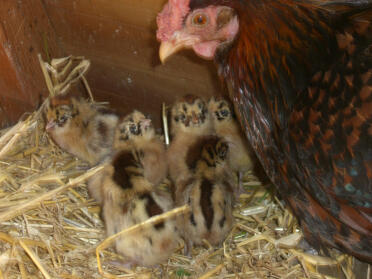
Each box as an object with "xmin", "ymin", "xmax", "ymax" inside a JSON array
[
  {"xmin": 176, "ymin": 137, "xmax": 234, "ymax": 255},
  {"xmin": 89, "ymin": 110, "xmax": 167, "ymax": 204},
  {"xmin": 167, "ymin": 95, "xmax": 213, "ymax": 185},
  {"xmin": 114, "ymin": 110, "xmax": 167, "ymax": 186},
  {"xmin": 87, "ymin": 148, "xmax": 150, "ymax": 204},
  {"xmin": 86, "ymin": 109, "xmax": 179, "ymax": 266},
  {"xmin": 208, "ymin": 97, "xmax": 254, "ymax": 195},
  {"xmin": 45, "ymin": 96, "xmax": 118, "ymax": 166},
  {"xmin": 90, "ymin": 146, "xmax": 179, "ymax": 267}
]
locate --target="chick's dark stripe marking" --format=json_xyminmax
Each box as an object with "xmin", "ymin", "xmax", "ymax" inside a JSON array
[
  {"xmin": 112, "ymin": 150, "xmax": 139, "ymax": 190},
  {"xmin": 186, "ymin": 135, "xmax": 222, "ymax": 170},
  {"xmin": 140, "ymin": 193, "xmax": 165, "ymax": 230},
  {"xmin": 200, "ymin": 178, "xmax": 214, "ymax": 230}
]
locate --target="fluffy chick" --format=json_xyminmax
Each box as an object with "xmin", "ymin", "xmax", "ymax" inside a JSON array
[
  {"xmin": 167, "ymin": 95, "xmax": 213, "ymax": 185},
  {"xmin": 87, "ymin": 147, "xmax": 150, "ymax": 204},
  {"xmin": 45, "ymin": 96, "xmax": 118, "ymax": 166},
  {"xmin": 114, "ymin": 110, "xmax": 167, "ymax": 186},
  {"xmin": 89, "ymin": 110, "xmax": 167, "ymax": 204},
  {"xmin": 176, "ymin": 137, "xmax": 234, "ymax": 255},
  {"xmin": 208, "ymin": 97, "xmax": 254, "ymax": 194},
  {"xmin": 91, "ymin": 149, "xmax": 179, "ymax": 267}
]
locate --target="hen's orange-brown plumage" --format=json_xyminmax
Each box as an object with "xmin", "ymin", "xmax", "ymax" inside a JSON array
[{"xmin": 157, "ymin": 0, "xmax": 372, "ymax": 262}]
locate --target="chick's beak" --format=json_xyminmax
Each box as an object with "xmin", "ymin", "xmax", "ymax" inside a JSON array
[
  {"xmin": 45, "ymin": 120, "xmax": 56, "ymax": 131},
  {"xmin": 141, "ymin": 119, "xmax": 152, "ymax": 130},
  {"xmin": 159, "ymin": 32, "xmax": 199, "ymax": 64},
  {"xmin": 191, "ymin": 112, "xmax": 199, "ymax": 124}
]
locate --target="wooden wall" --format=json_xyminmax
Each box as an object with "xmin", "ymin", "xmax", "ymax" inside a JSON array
[
  {"xmin": 0, "ymin": 0, "xmax": 63, "ymax": 127},
  {"xmin": 0, "ymin": 0, "xmax": 226, "ymax": 129}
]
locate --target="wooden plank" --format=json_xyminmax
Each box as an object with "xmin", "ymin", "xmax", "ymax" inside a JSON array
[
  {"xmin": 42, "ymin": 0, "xmax": 226, "ymax": 124},
  {"xmin": 0, "ymin": 0, "xmax": 63, "ymax": 127},
  {"xmin": 43, "ymin": 0, "xmax": 166, "ymax": 29},
  {"xmin": 86, "ymin": 58, "xmax": 226, "ymax": 128},
  {"xmin": 0, "ymin": 24, "xmax": 24, "ymax": 103},
  {"xmin": 43, "ymin": 3, "xmax": 218, "ymax": 83},
  {"xmin": 84, "ymin": 53, "xmax": 223, "ymax": 101}
]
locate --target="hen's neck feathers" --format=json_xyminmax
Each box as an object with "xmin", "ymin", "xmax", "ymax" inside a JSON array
[
  {"xmin": 223, "ymin": 1, "xmax": 333, "ymax": 96},
  {"xmin": 192, "ymin": 0, "xmax": 369, "ymax": 127}
]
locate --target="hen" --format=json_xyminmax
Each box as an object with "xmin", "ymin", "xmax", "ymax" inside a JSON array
[{"xmin": 157, "ymin": 0, "xmax": 372, "ymax": 262}]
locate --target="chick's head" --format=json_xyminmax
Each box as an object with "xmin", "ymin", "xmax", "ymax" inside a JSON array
[
  {"xmin": 45, "ymin": 97, "xmax": 81, "ymax": 134},
  {"xmin": 115, "ymin": 110, "xmax": 155, "ymax": 147},
  {"xmin": 208, "ymin": 97, "xmax": 234, "ymax": 123},
  {"xmin": 171, "ymin": 95, "xmax": 210, "ymax": 134}
]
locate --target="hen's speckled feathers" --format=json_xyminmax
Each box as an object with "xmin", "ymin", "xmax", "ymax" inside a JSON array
[{"xmin": 157, "ymin": 0, "xmax": 372, "ymax": 262}]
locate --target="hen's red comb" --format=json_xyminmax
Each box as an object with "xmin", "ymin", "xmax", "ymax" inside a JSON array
[{"xmin": 156, "ymin": 0, "xmax": 190, "ymax": 41}]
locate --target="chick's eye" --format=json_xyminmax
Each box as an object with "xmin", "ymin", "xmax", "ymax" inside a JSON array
[
  {"xmin": 192, "ymin": 13, "xmax": 208, "ymax": 26},
  {"xmin": 59, "ymin": 115, "xmax": 68, "ymax": 124},
  {"xmin": 129, "ymin": 124, "xmax": 137, "ymax": 134},
  {"xmin": 221, "ymin": 109, "xmax": 229, "ymax": 117}
]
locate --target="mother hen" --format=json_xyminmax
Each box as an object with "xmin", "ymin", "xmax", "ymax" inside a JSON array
[{"xmin": 157, "ymin": 0, "xmax": 372, "ymax": 262}]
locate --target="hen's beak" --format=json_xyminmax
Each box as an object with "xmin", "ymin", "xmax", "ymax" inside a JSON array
[
  {"xmin": 159, "ymin": 33, "xmax": 198, "ymax": 64},
  {"xmin": 159, "ymin": 41, "xmax": 185, "ymax": 64}
]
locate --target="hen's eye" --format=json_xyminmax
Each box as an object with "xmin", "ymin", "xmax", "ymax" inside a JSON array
[{"xmin": 192, "ymin": 13, "xmax": 208, "ymax": 26}]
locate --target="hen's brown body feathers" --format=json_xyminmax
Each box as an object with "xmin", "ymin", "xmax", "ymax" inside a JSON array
[{"xmin": 157, "ymin": 0, "xmax": 372, "ymax": 262}]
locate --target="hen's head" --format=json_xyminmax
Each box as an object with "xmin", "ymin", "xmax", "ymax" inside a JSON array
[{"xmin": 157, "ymin": 0, "xmax": 239, "ymax": 62}]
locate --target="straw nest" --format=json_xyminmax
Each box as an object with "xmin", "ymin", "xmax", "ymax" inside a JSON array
[{"xmin": 0, "ymin": 56, "xmax": 367, "ymax": 279}]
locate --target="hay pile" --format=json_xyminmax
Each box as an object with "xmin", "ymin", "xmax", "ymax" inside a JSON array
[{"xmin": 0, "ymin": 56, "xmax": 362, "ymax": 279}]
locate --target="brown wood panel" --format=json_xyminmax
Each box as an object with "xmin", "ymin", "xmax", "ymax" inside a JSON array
[
  {"xmin": 42, "ymin": 0, "xmax": 226, "ymax": 124},
  {"xmin": 43, "ymin": 0, "xmax": 166, "ymax": 29},
  {"xmin": 89, "ymin": 60, "xmax": 226, "ymax": 128},
  {"xmin": 0, "ymin": 0, "xmax": 63, "ymax": 127},
  {"xmin": 43, "ymin": 2, "xmax": 219, "ymax": 83}
]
